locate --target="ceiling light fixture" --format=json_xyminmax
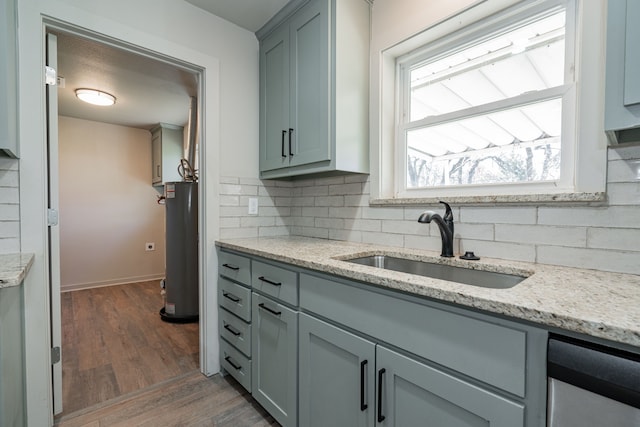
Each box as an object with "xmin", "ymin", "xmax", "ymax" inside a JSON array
[{"xmin": 75, "ymin": 89, "xmax": 116, "ymax": 106}]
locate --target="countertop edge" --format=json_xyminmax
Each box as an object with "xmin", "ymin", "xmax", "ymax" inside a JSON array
[{"xmin": 0, "ymin": 253, "xmax": 35, "ymax": 289}]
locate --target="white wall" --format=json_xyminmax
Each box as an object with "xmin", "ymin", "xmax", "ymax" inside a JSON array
[
  {"xmin": 17, "ymin": 1, "xmax": 258, "ymax": 424},
  {"xmin": 58, "ymin": 117, "xmax": 165, "ymax": 290}
]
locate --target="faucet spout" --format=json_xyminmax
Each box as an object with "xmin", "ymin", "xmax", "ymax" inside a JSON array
[{"xmin": 418, "ymin": 201, "xmax": 454, "ymax": 257}]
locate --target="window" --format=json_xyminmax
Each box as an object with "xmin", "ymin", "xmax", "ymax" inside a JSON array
[
  {"xmin": 371, "ymin": 0, "xmax": 606, "ymax": 202},
  {"xmin": 397, "ymin": 1, "xmax": 575, "ymax": 197}
]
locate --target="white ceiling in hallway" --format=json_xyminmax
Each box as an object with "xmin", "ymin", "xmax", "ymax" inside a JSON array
[{"xmin": 54, "ymin": 31, "xmax": 198, "ymax": 131}]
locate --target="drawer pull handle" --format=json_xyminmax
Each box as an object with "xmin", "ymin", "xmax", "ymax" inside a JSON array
[
  {"xmin": 222, "ymin": 292, "xmax": 240, "ymax": 303},
  {"xmin": 282, "ymin": 130, "xmax": 287, "ymax": 158},
  {"xmin": 222, "ymin": 263, "xmax": 240, "ymax": 271},
  {"xmin": 377, "ymin": 368, "xmax": 386, "ymax": 422},
  {"xmin": 289, "ymin": 128, "xmax": 294, "ymax": 156},
  {"xmin": 225, "ymin": 356, "xmax": 242, "ymax": 370},
  {"xmin": 258, "ymin": 276, "xmax": 282, "ymax": 286},
  {"xmin": 223, "ymin": 323, "xmax": 241, "ymax": 336},
  {"xmin": 360, "ymin": 360, "xmax": 368, "ymax": 411},
  {"xmin": 258, "ymin": 303, "xmax": 281, "ymax": 316}
]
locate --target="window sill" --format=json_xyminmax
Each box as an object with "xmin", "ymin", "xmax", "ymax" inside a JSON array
[{"xmin": 369, "ymin": 192, "xmax": 607, "ymax": 207}]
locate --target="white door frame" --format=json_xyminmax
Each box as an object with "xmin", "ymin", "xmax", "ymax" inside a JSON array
[
  {"xmin": 45, "ymin": 32, "xmax": 63, "ymax": 415},
  {"xmin": 43, "ymin": 18, "xmax": 212, "ymax": 416}
]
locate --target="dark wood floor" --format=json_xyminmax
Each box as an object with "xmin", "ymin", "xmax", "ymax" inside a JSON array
[{"xmin": 59, "ymin": 281, "xmax": 199, "ymax": 415}]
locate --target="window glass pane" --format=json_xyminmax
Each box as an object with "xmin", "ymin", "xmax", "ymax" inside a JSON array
[
  {"xmin": 406, "ymin": 98, "xmax": 562, "ymax": 188},
  {"xmin": 409, "ymin": 10, "xmax": 566, "ymax": 121}
]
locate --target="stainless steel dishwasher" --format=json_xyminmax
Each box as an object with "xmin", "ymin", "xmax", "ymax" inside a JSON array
[{"xmin": 547, "ymin": 335, "xmax": 640, "ymax": 426}]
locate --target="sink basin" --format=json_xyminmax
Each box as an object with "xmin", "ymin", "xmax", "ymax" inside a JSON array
[{"xmin": 345, "ymin": 255, "xmax": 526, "ymax": 289}]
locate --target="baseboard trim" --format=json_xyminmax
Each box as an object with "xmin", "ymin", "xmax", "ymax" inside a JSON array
[{"xmin": 61, "ymin": 275, "xmax": 165, "ymax": 292}]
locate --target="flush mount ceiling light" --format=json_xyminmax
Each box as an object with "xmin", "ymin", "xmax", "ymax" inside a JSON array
[{"xmin": 75, "ymin": 89, "xmax": 116, "ymax": 106}]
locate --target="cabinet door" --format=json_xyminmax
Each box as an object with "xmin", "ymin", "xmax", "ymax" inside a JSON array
[
  {"xmin": 251, "ymin": 293, "xmax": 298, "ymax": 427},
  {"xmin": 376, "ymin": 346, "xmax": 524, "ymax": 427},
  {"xmin": 151, "ymin": 131, "xmax": 162, "ymax": 184},
  {"xmin": 0, "ymin": 0, "xmax": 18, "ymax": 157},
  {"xmin": 288, "ymin": 0, "xmax": 330, "ymax": 167},
  {"xmin": 299, "ymin": 313, "xmax": 375, "ymax": 427},
  {"xmin": 260, "ymin": 24, "xmax": 290, "ymax": 172}
]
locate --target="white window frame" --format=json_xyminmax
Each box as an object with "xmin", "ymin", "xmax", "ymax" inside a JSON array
[{"xmin": 371, "ymin": 0, "xmax": 607, "ymax": 203}]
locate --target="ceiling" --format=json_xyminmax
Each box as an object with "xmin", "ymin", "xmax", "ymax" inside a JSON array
[
  {"xmin": 55, "ymin": 0, "xmax": 288, "ymax": 130},
  {"xmin": 185, "ymin": 0, "xmax": 289, "ymax": 32}
]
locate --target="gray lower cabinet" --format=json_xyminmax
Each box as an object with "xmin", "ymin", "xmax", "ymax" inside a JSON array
[
  {"xmin": 0, "ymin": 284, "xmax": 26, "ymax": 426},
  {"xmin": 299, "ymin": 313, "xmax": 376, "ymax": 427},
  {"xmin": 299, "ymin": 312, "xmax": 524, "ymax": 427},
  {"xmin": 299, "ymin": 272, "xmax": 546, "ymax": 427},
  {"xmin": 218, "ymin": 250, "xmax": 253, "ymax": 391},
  {"xmin": 252, "ymin": 292, "xmax": 298, "ymax": 427},
  {"xmin": 216, "ymin": 248, "xmax": 546, "ymax": 426},
  {"xmin": 377, "ymin": 345, "xmax": 523, "ymax": 426}
]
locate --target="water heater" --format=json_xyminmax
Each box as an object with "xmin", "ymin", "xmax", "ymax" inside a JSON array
[{"xmin": 160, "ymin": 181, "xmax": 198, "ymax": 323}]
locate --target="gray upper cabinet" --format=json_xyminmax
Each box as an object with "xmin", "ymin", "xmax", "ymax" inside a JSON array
[
  {"xmin": 258, "ymin": 0, "xmax": 370, "ymax": 179},
  {"xmin": 605, "ymin": 0, "xmax": 640, "ymax": 144},
  {"xmin": 0, "ymin": 0, "xmax": 18, "ymax": 157},
  {"xmin": 151, "ymin": 123, "xmax": 183, "ymax": 186}
]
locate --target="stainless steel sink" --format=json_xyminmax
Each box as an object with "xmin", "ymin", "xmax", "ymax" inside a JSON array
[{"xmin": 345, "ymin": 255, "xmax": 526, "ymax": 289}]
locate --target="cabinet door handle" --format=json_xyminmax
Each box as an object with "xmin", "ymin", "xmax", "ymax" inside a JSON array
[
  {"xmin": 222, "ymin": 263, "xmax": 240, "ymax": 271},
  {"xmin": 156, "ymin": 165, "xmax": 160, "ymax": 178},
  {"xmin": 360, "ymin": 360, "xmax": 368, "ymax": 411},
  {"xmin": 377, "ymin": 368, "xmax": 386, "ymax": 422},
  {"xmin": 282, "ymin": 130, "xmax": 287, "ymax": 158},
  {"xmin": 224, "ymin": 356, "xmax": 242, "ymax": 370},
  {"xmin": 222, "ymin": 292, "xmax": 240, "ymax": 303},
  {"xmin": 289, "ymin": 128, "xmax": 294, "ymax": 156},
  {"xmin": 223, "ymin": 323, "xmax": 241, "ymax": 336},
  {"xmin": 258, "ymin": 276, "xmax": 282, "ymax": 287},
  {"xmin": 258, "ymin": 303, "xmax": 281, "ymax": 316}
]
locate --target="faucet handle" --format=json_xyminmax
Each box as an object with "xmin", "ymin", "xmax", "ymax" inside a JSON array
[{"xmin": 439, "ymin": 201, "xmax": 453, "ymax": 221}]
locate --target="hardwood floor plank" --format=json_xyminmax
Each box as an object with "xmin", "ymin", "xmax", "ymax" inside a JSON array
[
  {"xmin": 60, "ymin": 281, "xmax": 200, "ymax": 415},
  {"xmin": 56, "ymin": 372, "xmax": 278, "ymax": 427},
  {"xmin": 58, "ymin": 281, "xmax": 276, "ymax": 426}
]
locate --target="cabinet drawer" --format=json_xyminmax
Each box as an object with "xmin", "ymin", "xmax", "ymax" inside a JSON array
[
  {"xmin": 219, "ymin": 308, "xmax": 251, "ymax": 357},
  {"xmin": 219, "ymin": 277, "xmax": 251, "ymax": 322},
  {"xmin": 219, "ymin": 251, "xmax": 251, "ymax": 285},
  {"xmin": 300, "ymin": 274, "xmax": 527, "ymax": 397},
  {"xmin": 220, "ymin": 338, "xmax": 252, "ymax": 392},
  {"xmin": 252, "ymin": 260, "xmax": 298, "ymax": 306}
]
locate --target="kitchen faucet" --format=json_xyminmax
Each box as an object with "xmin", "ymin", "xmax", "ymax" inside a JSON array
[{"xmin": 418, "ymin": 201, "xmax": 454, "ymax": 257}]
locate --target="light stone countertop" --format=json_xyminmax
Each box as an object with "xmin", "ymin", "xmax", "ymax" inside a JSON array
[
  {"xmin": 216, "ymin": 236, "xmax": 640, "ymax": 348},
  {"xmin": 0, "ymin": 253, "xmax": 35, "ymax": 289}
]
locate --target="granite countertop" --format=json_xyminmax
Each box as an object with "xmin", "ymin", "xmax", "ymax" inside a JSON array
[
  {"xmin": 216, "ymin": 236, "xmax": 640, "ymax": 348},
  {"xmin": 0, "ymin": 253, "xmax": 35, "ymax": 289}
]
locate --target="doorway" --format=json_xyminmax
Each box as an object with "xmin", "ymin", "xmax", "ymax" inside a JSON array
[{"xmin": 46, "ymin": 26, "xmax": 206, "ymax": 416}]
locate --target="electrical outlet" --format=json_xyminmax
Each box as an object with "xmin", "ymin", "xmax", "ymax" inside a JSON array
[
  {"xmin": 145, "ymin": 242, "xmax": 155, "ymax": 251},
  {"xmin": 248, "ymin": 197, "xmax": 259, "ymax": 215}
]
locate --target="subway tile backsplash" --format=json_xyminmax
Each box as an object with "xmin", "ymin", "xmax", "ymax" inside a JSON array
[
  {"xmin": 221, "ymin": 144, "xmax": 640, "ymax": 275},
  {"xmin": 0, "ymin": 158, "xmax": 19, "ymax": 253}
]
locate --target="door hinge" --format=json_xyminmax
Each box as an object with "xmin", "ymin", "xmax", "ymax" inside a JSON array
[
  {"xmin": 47, "ymin": 208, "xmax": 59, "ymax": 226},
  {"xmin": 51, "ymin": 346, "xmax": 61, "ymax": 364},
  {"xmin": 45, "ymin": 66, "xmax": 57, "ymax": 86}
]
